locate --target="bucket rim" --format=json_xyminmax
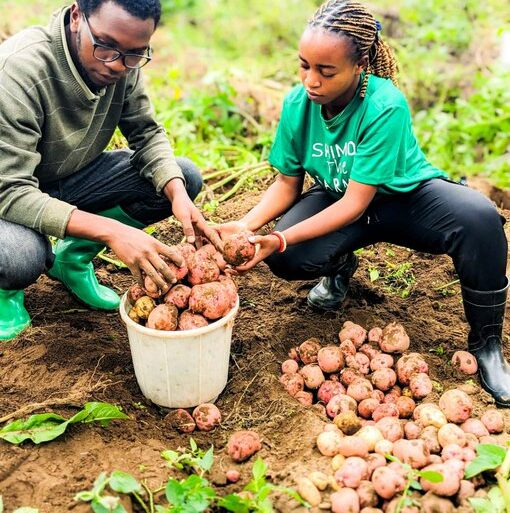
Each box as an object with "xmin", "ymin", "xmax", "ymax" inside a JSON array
[{"xmin": 119, "ymin": 292, "xmax": 239, "ymax": 339}]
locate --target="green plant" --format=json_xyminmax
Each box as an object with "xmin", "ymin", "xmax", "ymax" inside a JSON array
[
  {"xmin": 465, "ymin": 443, "xmax": 510, "ymax": 513},
  {"xmin": 386, "ymin": 455, "xmax": 444, "ymax": 512},
  {"xmin": 0, "ymin": 402, "xmax": 128, "ymax": 445},
  {"xmin": 161, "ymin": 438, "xmax": 214, "ymax": 477},
  {"xmin": 0, "ymin": 496, "xmax": 38, "ymax": 513}
]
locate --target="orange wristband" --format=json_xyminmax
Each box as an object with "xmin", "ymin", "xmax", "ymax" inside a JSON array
[{"xmin": 271, "ymin": 231, "xmax": 287, "ymax": 253}]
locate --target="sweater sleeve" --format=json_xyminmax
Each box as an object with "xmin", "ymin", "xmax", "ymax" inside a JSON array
[
  {"xmin": 0, "ymin": 69, "xmax": 76, "ymax": 238},
  {"xmin": 118, "ymin": 70, "xmax": 185, "ymax": 193}
]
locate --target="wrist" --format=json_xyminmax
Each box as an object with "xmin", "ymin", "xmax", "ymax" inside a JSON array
[
  {"xmin": 270, "ymin": 230, "xmax": 287, "ymax": 253},
  {"xmin": 163, "ymin": 177, "xmax": 186, "ymax": 201}
]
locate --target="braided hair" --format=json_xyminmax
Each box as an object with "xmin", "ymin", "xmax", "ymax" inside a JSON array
[{"xmin": 309, "ymin": 0, "xmax": 398, "ymax": 98}]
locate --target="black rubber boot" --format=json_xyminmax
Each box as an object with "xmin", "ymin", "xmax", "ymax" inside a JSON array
[
  {"xmin": 307, "ymin": 253, "xmax": 359, "ymax": 311},
  {"xmin": 461, "ymin": 277, "xmax": 510, "ymax": 407}
]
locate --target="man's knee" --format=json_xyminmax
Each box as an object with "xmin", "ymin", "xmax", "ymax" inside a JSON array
[
  {"xmin": 176, "ymin": 157, "xmax": 203, "ymax": 201},
  {"xmin": 0, "ymin": 221, "xmax": 53, "ymax": 289}
]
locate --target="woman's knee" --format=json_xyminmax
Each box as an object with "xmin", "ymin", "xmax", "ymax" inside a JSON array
[
  {"xmin": 266, "ymin": 248, "xmax": 333, "ymax": 281},
  {"xmin": 0, "ymin": 222, "xmax": 52, "ymax": 289},
  {"xmin": 176, "ymin": 157, "xmax": 203, "ymax": 201}
]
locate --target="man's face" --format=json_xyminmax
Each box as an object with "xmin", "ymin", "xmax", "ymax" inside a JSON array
[{"xmin": 70, "ymin": 1, "xmax": 155, "ymax": 87}]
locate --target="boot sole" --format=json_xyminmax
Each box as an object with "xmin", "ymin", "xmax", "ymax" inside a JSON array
[
  {"xmin": 306, "ymin": 297, "xmax": 341, "ymax": 312},
  {"xmin": 479, "ymin": 373, "xmax": 510, "ymax": 407}
]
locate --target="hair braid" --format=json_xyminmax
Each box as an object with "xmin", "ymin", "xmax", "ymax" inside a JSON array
[{"xmin": 309, "ymin": 0, "xmax": 398, "ymax": 98}]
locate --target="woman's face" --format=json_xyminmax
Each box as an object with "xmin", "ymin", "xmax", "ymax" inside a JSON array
[{"xmin": 298, "ymin": 28, "xmax": 365, "ymax": 111}]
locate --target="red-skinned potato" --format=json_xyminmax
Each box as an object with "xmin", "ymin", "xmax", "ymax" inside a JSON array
[
  {"xmin": 357, "ymin": 480, "xmax": 378, "ymax": 509},
  {"xmin": 347, "ymin": 379, "xmax": 373, "ymax": 402},
  {"xmin": 164, "ymin": 284, "xmax": 192, "ymax": 309},
  {"xmin": 334, "ymin": 456, "xmax": 369, "ymax": 488},
  {"xmin": 420, "ymin": 462, "xmax": 460, "ymax": 496},
  {"xmin": 481, "ymin": 409, "xmax": 505, "ymax": 433},
  {"xmin": 392, "ymin": 439, "xmax": 430, "ymax": 469},
  {"xmin": 192, "ymin": 403, "xmax": 221, "ymax": 431},
  {"xmin": 358, "ymin": 398, "xmax": 380, "ymax": 420},
  {"xmin": 299, "ymin": 337, "xmax": 322, "ymax": 364},
  {"xmin": 396, "ymin": 353, "xmax": 429, "ymax": 385},
  {"xmin": 295, "ymin": 390, "xmax": 314, "ymax": 406},
  {"xmin": 281, "ymin": 359, "xmax": 299, "ymax": 374},
  {"xmin": 379, "ymin": 322, "xmax": 410, "ymax": 353},
  {"xmin": 127, "ymin": 283, "xmax": 146, "ymax": 305},
  {"xmin": 359, "ymin": 343, "xmax": 380, "ymax": 361},
  {"xmin": 300, "ymin": 364, "xmax": 325, "ymax": 389},
  {"xmin": 404, "ymin": 421, "xmax": 422, "ymax": 440},
  {"xmin": 146, "ymin": 303, "xmax": 178, "ymax": 331},
  {"xmin": 375, "ymin": 416, "xmax": 403, "ymax": 442},
  {"xmin": 187, "ymin": 246, "xmax": 221, "ymax": 286},
  {"xmin": 318, "ymin": 380, "xmax": 346, "ymax": 404},
  {"xmin": 144, "ymin": 274, "xmax": 163, "ymax": 299},
  {"xmin": 222, "ymin": 231, "xmax": 256, "ymax": 267},
  {"xmin": 396, "ymin": 396, "xmax": 416, "ymax": 419},
  {"xmin": 339, "ymin": 321, "xmax": 367, "ymax": 348},
  {"xmin": 460, "ymin": 418, "xmax": 489, "ymax": 438},
  {"xmin": 176, "ymin": 242, "xmax": 196, "ymax": 267},
  {"xmin": 371, "ymin": 368, "xmax": 397, "ymax": 392},
  {"xmin": 189, "ymin": 281, "xmax": 233, "ymax": 320},
  {"xmin": 340, "ymin": 339, "xmax": 357, "ymax": 357},
  {"xmin": 165, "ymin": 409, "xmax": 196, "ymax": 433},
  {"xmin": 437, "ymin": 423, "xmax": 467, "ymax": 448},
  {"xmin": 368, "ymin": 327, "xmax": 383, "ymax": 344},
  {"xmin": 451, "ymin": 351, "xmax": 478, "ymax": 375},
  {"xmin": 371, "ymin": 466, "xmax": 406, "ymax": 500},
  {"xmin": 420, "ymin": 426, "xmax": 441, "ymax": 454},
  {"xmin": 218, "ymin": 275, "xmax": 238, "ymax": 309},
  {"xmin": 279, "ymin": 373, "xmax": 304, "ymax": 396},
  {"xmin": 370, "ymin": 353, "xmax": 394, "ymax": 371},
  {"xmin": 372, "ymin": 403, "xmax": 399, "ymax": 422},
  {"xmin": 318, "ymin": 346, "xmax": 344, "ymax": 373},
  {"xmin": 226, "ymin": 470, "xmax": 240, "ymax": 483},
  {"xmin": 438, "ymin": 389, "xmax": 473, "ymax": 423},
  {"xmin": 409, "ymin": 372, "xmax": 433, "ymax": 400},
  {"xmin": 326, "ymin": 394, "xmax": 357, "ymax": 419},
  {"xmin": 337, "ymin": 435, "xmax": 370, "ymax": 458},
  {"xmin": 340, "ymin": 368, "xmax": 363, "ymax": 387},
  {"xmin": 178, "ymin": 310, "xmax": 208, "ymax": 330},
  {"xmin": 316, "ymin": 430, "xmax": 343, "ymax": 457},
  {"xmin": 330, "ymin": 488, "xmax": 360, "ymax": 513},
  {"xmin": 227, "ymin": 430, "xmax": 262, "ymax": 462}
]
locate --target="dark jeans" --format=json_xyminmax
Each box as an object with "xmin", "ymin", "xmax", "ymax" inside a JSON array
[
  {"xmin": 0, "ymin": 150, "xmax": 202, "ymax": 290},
  {"xmin": 266, "ymin": 178, "xmax": 508, "ymax": 292}
]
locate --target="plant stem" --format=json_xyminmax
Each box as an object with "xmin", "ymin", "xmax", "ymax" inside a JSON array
[
  {"xmin": 132, "ymin": 492, "xmax": 150, "ymax": 513},
  {"xmin": 434, "ymin": 279, "xmax": 460, "ymax": 291},
  {"xmin": 496, "ymin": 447, "xmax": 510, "ymax": 513}
]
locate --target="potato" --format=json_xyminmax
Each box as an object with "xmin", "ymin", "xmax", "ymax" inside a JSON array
[
  {"xmin": 340, "ymin": 339, "xmax": 357, "ymax": 357},
  {"xmin": 420, "ymin": 491, "xmax": 455, "ymax": 513},
  {"xmin": 347, "ymin": 379, "xmax": 373, "ymax": 402},
  {"xmin": 318, "ymin": 380, "xmax": 346, "ymax": 404},
  {"xmin": 132, "ymin": 296, "xmax": 156, "ymax": 321},
  {"xmin": 309, "ymin": 471, "xmax": 329, "ymax": 491},
  {"xmin": 371, "ymin": 466, "xmax": 405, "ymax": 500},
  {"xmin": 337, "ymin": 435, "xmax": 370, "ymax": 458},
  {"xmin": 164, "ymin": 284, "xmax": 192, "ymax": 309},
  {"xmin": 187, "ymin": 247, "xmax": 221, "ymax": 286},
  {"xmin": 340, "ymin": 368, "xmax": 363, "ymax": 387},
  {"xmin": 404, "ymin": 421, "xmax": 422, "ymax": 440},
  {"xmin": 222, "ymin": 231, "xmax": 256, "ymax": 266},
  {"xmin": 372, "ymin": 403, "xmax": 399, "ymax": 422},
  {"xmin": 192, "ymin": 403, "xmax": 221, "ymax": 431},
  {"xmin": 393, "ymin": 439, "xmax": 430, "ymax": 469},
  {"xmin": 366, "ymin": 452, "xmax": 387, "ymax": 475},
  {"xmin": 420, "ymin": 426, "xmax": 441, "ymax": 454},
  {"xmin": 330, "ymin": 488, "xmax": 360, "ymax": 513},
  {"xmin": 441, "ymin": 443, "xmax": 464, "ymax": 461},
  {"xmin": 395, "ymin": 396, "xmax": 415, "ymax": 419},
  {"xmin": 356, "ymin": 425, "xmax": 384, "ymax": 452},
  {"xmin": 299, "ymin": 337, "xmax": 322, "ymax": 364},
  {"xmin": 481, "ymin": 409, "xmax": 505, "ymax": 433},
  {"xmin": 409, "ymin": 373, "xmax": 433, "ymax": 400},
  {"xmin": 358, "ymin": 398, "xmax": 380, "ymax": 420},
  {"xmin": 225, "ymin": 469, "xmax": 240, "ymax": 483},
  {"xmin": 374, "ymin": 439, "xmax": 393, "ymax": 457},
  {"xmin": 371, "ymin": 368, "xmax": 397, "ymax": 392},
  {"xmin": 279, "ymin": 373, "xmax": 304, "ymax": 396},
  {"xmin": 396, "ymin": 353, "xmax": 429, "ymax": 385},
  {"xmin": 335, "ymin": 457, "xmax": 369, "ymax": 488},
  {"xmin": 300, "ymin": 364, "xmax": 325, "ymax": 389},
  {"xmin": 296, "ymin": 477, "xmax": 321, "ymax": 507},
  {"xmin": 176, "ymin": 242, "xmax": 196, "ymax": 267},
  {"xmin": 357, "ymin": 481, "xmax": 378, "ymax": 509},
  {"xmin": 165, "ymin": 409, "xmax": 196, "ymax": 433},
  {"xmin": 437, "ymin": 423, "xmax": 467, "ymax": 448},
  {"xmin": 371, "ymin": 390, "xmax": 385, "ymax": 402},
  {"xmin": 457, "ymin": 479, "xmax": 475, "ymax": 502},
  {"xmin": 375, "ymin": 416, "xmax": 403, "ymax": 442},
  {"xmin": 218, "ymin": 275, "xmax": 238, "ymax": 309},
  {"xmin": 281, "ymin": 359, "xmax": 299, "ymax": 374},
  {"xmin": 420, "ymin": 463, "xmax": 460, "ymax": 496},
  {"xmin": 370, "ymin": 354, "xmax": 394, "ymax": 371},
  {"xmin": 318, "ymin": 346, "xmax": 344, "ymax": 373},
  {"xmin": 438, "ymin": 389, "xmax": 473, "ymax": 424},
  {"xmin": 368, "ymin": 327, "xmax": 383, "ymax": 344},
  {"xmin": 227, "ymin": 430, "xmax": 262, "ymax": 462},
  {"xmin": 339, "ymin": 321, "xmax": 367, "ymax": 348},
  {"xmin": 415, "ymin": 404, "xmax": 447, "ymax": 429},
  {"xmin": 127, "ymin": 283, "xmax": 146, "ymax": 305},
  {"xmin": 359, "ymin": 343, "xmax": 380, "ymax": 361},
  {"xmin": 346, "ymin": 353, "xmax": 371, "ymax": 374},
  {"xmin": 331, "ymin": 454, "xmax": 346, "ymax": 471},
  {"xmin": 295, "ymin": 390, "xmax": 314, "ymax": 406},
  {"xmin": 379, "ymin": 322, "xmax": 410, "ymax": 353},
  {"xmin": 162, "ymin": 258, "xmax": 188, "ymax": 281},
  {"xmin": 189, "ymin": 281, "xmax": 233, "ymax": 320},
  {"xmin": 128, "ymin": 308, "xmax": 140, "ymax": 323},
  {"xmin": 460, "ymin": 418, "xmax": 489, "ymax": 438},
  {"xmin": 147, "ymin": 304, "xmax": 178, "ymax": 331},
  {"xmin": 451, "ymin": 351, "xmax": 478, "ymax": 375},
  {"xmin": 316, "ymin": 430, "xmax": 344, "ymax": 457},
  {"xmin": 334, "ymin": 411, "xmax": 362, "ymax": 435},
  {"xmin": 327, "ymin": 394, "xmax": 357, "ymax": 419},
  {"xmin": 144, "ymin": 275, "xmax": 163, "ymax": 299},
  {"xmin": 178, "ymin": 310, "xmax": 208, "ymax": 330}
]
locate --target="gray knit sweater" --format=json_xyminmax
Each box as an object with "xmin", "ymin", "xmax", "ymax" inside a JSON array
[{"xmin": 0, "ymin": 7, "xmax": 184, "ymax": 238}]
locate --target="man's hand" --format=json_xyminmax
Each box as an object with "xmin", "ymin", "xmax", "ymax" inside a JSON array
[
  {"xmin": 164, "ymin": 178, "xmax": 223, "ymax": 251},
  {"xmin": 212, "ymin": 220, "xmax": 250, "ymax": 242}
]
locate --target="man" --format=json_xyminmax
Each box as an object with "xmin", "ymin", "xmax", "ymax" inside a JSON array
[{"xmin": 0, "ymin": 0, "xmax": 221, "ymax": 340}]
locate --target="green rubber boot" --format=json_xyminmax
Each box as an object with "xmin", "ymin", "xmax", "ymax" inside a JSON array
[
  {"xmin": 47, "ymin": 206, "xmax": 145, "ymax": 310},
  {"xmin": 0, "ymin": 289, "xmax": 31, "ymax": 340}
]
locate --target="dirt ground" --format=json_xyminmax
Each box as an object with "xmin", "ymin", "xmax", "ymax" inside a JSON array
[{"xmin": 0, "ymin": 182, "xmax": 509, "ymax": 512}]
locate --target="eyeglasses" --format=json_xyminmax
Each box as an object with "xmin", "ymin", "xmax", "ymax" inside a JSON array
[{"xmin": 81, "ymin": 14, "xmax": 152, "ymax": 69}]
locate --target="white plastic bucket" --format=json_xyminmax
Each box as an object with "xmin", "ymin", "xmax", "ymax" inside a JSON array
[{"xmin": 119, "ymin": 293, "xmax": 239, "ymax": 408}]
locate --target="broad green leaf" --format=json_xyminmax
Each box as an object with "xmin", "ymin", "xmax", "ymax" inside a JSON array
[
  {"xmin": 91, "ymin": 496, "xmax": 127, "ymax": 513},
  {"xmin": 189, "ymin": 438, "xmax": 198, "ymax": 452},
  {"xmin": 252, "ymin": 458, "xmax": 267, "ymax": 481},
  {"xmin": 109, "ymin": 471, "xmax": 142, "ymax": 494},
  {"xmin": 0, "ymin": 413, "xmax": 68, "ymax": 444},
  {"xmin": 465, "ymin": 444, "xmax": 507, "ymax": 478},
  {"xmin": 418, "ymin": 470, "xmax": 444, "ymax": 483},
  {"xmin": 74, "ymin": 491, "xmax": 95, "ymax": 502},
  {"xmin": 69, "ymin": 402, "xmax": 129, "ymax": 426},
  {"xmin": 369, "ymin": 269, "xmax": 380, "ymax": 282},
  {"xmin": 165, "ymin": 479, "xmax": 184, "ymax": 506},
  {"xmin": 200, "ymin": 447, "xmax": 214, "ymax": 472},
  {"xmin": 218, "ymin": 494, "xmax": 251, "ymax": 513}
]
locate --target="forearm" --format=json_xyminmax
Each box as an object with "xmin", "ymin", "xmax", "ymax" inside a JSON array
[
  {"xmin": 65, "ymin": 209, "xmax": 120, "ymax": 245},
  {"xmin": 241, "ymin": 174, "xmax": 303, "ymax": 231}
]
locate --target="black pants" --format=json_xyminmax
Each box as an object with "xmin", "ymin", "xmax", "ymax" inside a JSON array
[{"xmin": 266, "ymin": 178, "xmax": 507, "ymax": 292}]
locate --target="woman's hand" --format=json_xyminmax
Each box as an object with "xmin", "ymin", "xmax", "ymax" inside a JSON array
[{"xmin": 234, "ymin": 233, "xmax": 280, "ymax": 272}]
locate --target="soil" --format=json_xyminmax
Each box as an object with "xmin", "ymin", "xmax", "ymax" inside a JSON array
[{"xmin": 0, "ymin": 183, "xmax": 509, "ymax": 513}]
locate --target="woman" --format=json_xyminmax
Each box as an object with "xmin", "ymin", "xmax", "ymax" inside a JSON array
[{"xmin": 216, "ymin": 0, "xmax": 509, "ymax": 405}]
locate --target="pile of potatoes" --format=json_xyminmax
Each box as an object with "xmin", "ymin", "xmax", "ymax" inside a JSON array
[
  {"xmin": 126, "ymin": 232, "xmax": 255, "ymax": 331},
  {"xmin": 280, "ymin": 321, "xmax": 506, "ymax": 513}
]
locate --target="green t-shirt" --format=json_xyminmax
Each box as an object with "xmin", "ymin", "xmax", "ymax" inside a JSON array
[{"xmin": 269, "ymin": 75, "xmax": 447, "ymax": 197}]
